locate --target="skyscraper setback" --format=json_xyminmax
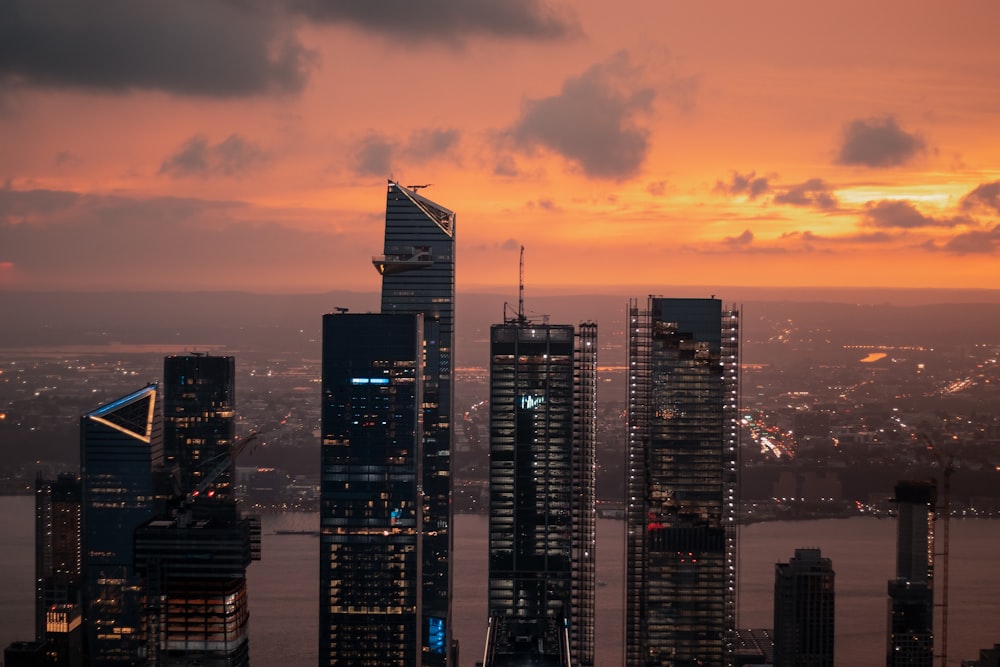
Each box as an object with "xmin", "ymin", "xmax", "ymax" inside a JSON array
[
  {"xmin": 773, "ymin": 548, "xmax": 835, "ymax": 667},
  {"xmin": 321, "ymin": 181, "xmax": 456, "ymax": 665},
  {"xmin": 483, "ymin": 316, "xmax": 597, "ymax": 667},
  {"xmin": 625, "ymin": 297, "xmax": 740, "ymax": 667},
  {"xmin": 887, "ymin": 480, "xmax": 936, "ymax": 667}
]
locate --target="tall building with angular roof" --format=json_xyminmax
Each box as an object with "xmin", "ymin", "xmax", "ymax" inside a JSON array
[{"xmin": 80, "ymin": 384, "xmax": 162, "ymax": 665}]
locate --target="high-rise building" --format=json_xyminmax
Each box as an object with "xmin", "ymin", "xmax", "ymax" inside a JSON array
[
  {"xmin": 320, "ymin": 312, "xmax": 425, "ymax": 666},
  {"xmin": 80, "ymin": 384, "xmax": 162, "ymax": 665},
  {"xmin": 887, "ymin": 480, "xmax": 936, "ymax": 667},
  {"xmin": 625, "ymin": 297, "xmax": 740, "ymax": 667},
  {"xmin": 163, "ymin": 354, "xmax": 236, "ymax": 499},
  {"xmin": 130, "ymin": 354, "xmax": 254, "ymax": 667},
  {"xmin": 773, "ymin": 548, "xmax": 835, "ymax": 667},
  {"xmin": 35, "ymin": 473, "xmax": 82, "ymax": 641},
  {"xmin": 372, "ymin": 180, "xmax": 457, "ymax": 664},
  {"xmin": 483, "ymin": 318, "xmax": 597, "ymax": 667}
]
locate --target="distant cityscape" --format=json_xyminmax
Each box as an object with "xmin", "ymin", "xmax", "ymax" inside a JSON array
[{"xmin": 1, "ymin": 181, "xmax": 1000, "ymax": 666}]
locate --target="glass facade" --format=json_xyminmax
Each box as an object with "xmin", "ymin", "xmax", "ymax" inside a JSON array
[
  {"xmin": 626, "ymin": 298, "xmax": 740, "ymax": 667},
  {"xmin": 887, "ymin": 480, "xmax": 936, "ymax": 667},
  {"xmin": 80, "ymin": 385, "xmax": 162, "ymax": 666},
  {"xmin": 773, "ymin": 548, "xmax": 835, "ymax": 667},
  {"xmin": 485, "ymin": 321, "xmax": 596, "ymax": 667},
  {"xmin": 374, "ymin": 181, "xmax": 456, "ymax": 664},
  {"xmin": 320, "ymin": 313, "xmax": 424, "ymax": 667},
  {"xmin": 163, "ymin": 354, "xmax": 236, "ymax": 499}
]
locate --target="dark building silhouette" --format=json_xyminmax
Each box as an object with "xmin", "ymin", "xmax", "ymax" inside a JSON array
[
  {"xmin": 357, "ymin": 180, "xmax": 457, "ymax": 664},
  {"xmin": 130, "ymin": 354, "xmax": 255, "ymax": 667},
  {"xmin": 162, "ymin": 354, "xmax": 236, "ymax": 499},
  {"xmin": 80, "ymin": 384, "xmax": 162, "ymax": 665},
  {"xmin": 773, "ymin": 548, "xmax": 834, "ymax": 667},
  {"xmin": 320, "ymin": 312, "xmax": 426, "ymax": 666},
  {"xmin": 35, "ymin": 473, "xmax": 82, "ymax": 641},
  {"xmin": 887, "ymin": 480, "xmax": 936, "ymax": 667},
  {"xmin": 625, "ymin": 297, "xmax": 740, "ymax": 667},
  {"xmin": 483, "ymin": 318, "xmax": 597, "ymax": 667}
]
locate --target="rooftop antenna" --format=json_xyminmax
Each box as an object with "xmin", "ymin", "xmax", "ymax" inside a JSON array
[{"xmin": 518, "ymin": 245, "xmax": 525, "ymax": 324}]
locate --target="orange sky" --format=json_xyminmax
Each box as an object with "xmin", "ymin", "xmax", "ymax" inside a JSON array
[{"xmin": 2, "ymin": 1, "xmax": 1000, "ymax": 294}]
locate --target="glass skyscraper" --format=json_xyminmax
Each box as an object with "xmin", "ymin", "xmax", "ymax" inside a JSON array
[
  {"xmin": 162, "ymin": 354, "xmax": 236, "ymax": 499},
  {"xmin": 484, "ymin": 320, "xmax": 597, "ymax": 667},
  {"xmin": 374, "ymin": 181, "xmax": 456, "ymax": 664},
  {"xmin": 773, "ymin": 548, "xmax": 835, "ymax": 667},
  {"xmin": 80, "ymin": 384, "xmax": 162, "ymax": 665},
  {"xmin": 887, "ymin": 480, "xmax": 936, "ymax": 667},
  {"xmin": 625, "ymin": 297, "xmax": 740, "ymax": 667},
  {"xmin": 320, "ymin": 312, "xmax": 425, "ymax": 666}
]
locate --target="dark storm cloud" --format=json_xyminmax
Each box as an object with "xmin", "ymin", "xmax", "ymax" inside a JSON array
[
  {"xmin": 0, "ymin": 0, "xmax": 311, "ymax": 96},
  {"xmin": 160, "ymin": 135, "xmax": 268, "ymax": 178},
  {"xmin": 961, "ymin": 181, "xmax": 1000, "ymax": 215},
  {"xmin": 714, "ymin": 171, "xmax": 770, "ymax": 200},
  {"xmin": 861, "ymin": 200, "xmax": 966, "ymax": 229},
  {"xmin": 506, "ymin": 53, "xmax": 655, "ymax": 180},
  {"xmin": 287, "ymin": 0, "xmax": 579, "ymax": 43},
  {"xmin": 773, "ymin": 178, "xmax": 838, "ymax": 210},
  {"xmin": 835, "ymin": 116, "xmax": 926, "ymax": 167}
]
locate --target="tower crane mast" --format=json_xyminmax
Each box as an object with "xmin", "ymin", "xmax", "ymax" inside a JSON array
[{"xmin": 921, "ymin": 433, "xmax": 953, "ymax": 667}]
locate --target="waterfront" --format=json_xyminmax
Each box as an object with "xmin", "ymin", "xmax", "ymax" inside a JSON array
[{"xmin": 2, "ymin": 496, "xmax": 998, "ymax": 665}]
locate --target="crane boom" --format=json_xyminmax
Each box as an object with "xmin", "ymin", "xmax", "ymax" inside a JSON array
[{"xmin": 188, "ymin": 431, "xmax": 259, "ymax": 501}]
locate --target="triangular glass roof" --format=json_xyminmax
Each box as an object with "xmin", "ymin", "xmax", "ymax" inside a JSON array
[
  {"xmin": 86, "ymin": 385, "xmax": 157, "ymax": 443},
  {"xmin": 394, "ymin": 182, "xmax": 455, "ymax": 236}
]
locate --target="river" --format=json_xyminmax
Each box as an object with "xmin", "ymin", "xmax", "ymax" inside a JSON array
[{"xmin": 2, "ymin": 496, "xmax": 997, "ymax": 666}]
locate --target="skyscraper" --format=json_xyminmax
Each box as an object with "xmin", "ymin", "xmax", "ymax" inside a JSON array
[
  {"xmin": 320, "ymin": 312, "xmax": 425, "ymax": 666},
  {"xmin": 625, "ymin": 297, "xmax": 740, "ymax": 667},
  {"xmin": 483, "ymin": 318, "xmax": 597, "ymax": 667},
  {"xmin": 373, "ymin": 180, "xmax": 456, "ymax": 664},
  {"xmin": 35, "ymin": 472, "xmax": 82, "ymax": 642},
  {"xmin": 163, "ymin": 354, "xmax": 236, "ymax": 499},
  {"xmin": 80, "ymin": 384, "xmax": 162, "ymax": 665},
  {"xmin": 887, "ymin": 480, "xmax": 936, "ymax": 667},
  {"xmin": 773, "ymin": 548, "xmax": 835, "ymax": 667},
  {"xmin": 132, "ymin": 353, "xmax": 254, "ymax": 667}
]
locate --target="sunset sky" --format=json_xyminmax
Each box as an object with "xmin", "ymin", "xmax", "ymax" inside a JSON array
[{"xmin": 3, "ymin": 1, "xmax": 1000, "ymax": 294}]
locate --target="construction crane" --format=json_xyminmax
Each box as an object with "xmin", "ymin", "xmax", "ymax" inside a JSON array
[
  {"xmin": 187, "ymin": 431, "xmax": 259, "ymax": 503},
  {"xmin": 921, "ymin": 433, "xmax": 953, "ymax": 667}
]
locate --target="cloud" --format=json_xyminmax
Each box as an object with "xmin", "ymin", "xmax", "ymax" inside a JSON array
[
  {"xmin": 646, "ymin": 180, "xmax": 668, "ymax": 196},
  {"xmin": 506, "ymin": 52, "xmax": 655, "ymax": 180},
  {"xmin": 351, "ymin": 128, "xmax": 461, "ymax": 176},
  {"xmin": 353, "ymin": 134, "xmax": 395, "ymax": 177},
  {"xmin": 961, "ymin": 181, "xmax": 1000, "ymax": 215},
  {"xmin": 922, "ymin": 226, "xmax": 1000, "ymax": 255},
  {"xmin": 835, "ymin": 116, "xmax": 925, "ymax": 167},
  {"xmin": 861, "ymin": 200, "xmax": 966, "ymax": 229},
  {"xmin": 0, "ymin": 187, "xmax": 370, "ymax": 289},
  {"xmin": 0, "ymin": 0, "xmax": 311, "ymax": 96},
  {"xmin": 714, "ymin": 170, "xmax": 770, "ymax": 200},
  {"xmin": 725, "ymin": 229, "xmax": 754, "ymax": 246},
  {"xmin": 773, "ymin": 178, "xmax": 838, "ymax": 210},
  {"xmin": 288, "ymin": 0, "xmax": 579, "ymax": 44},
  {"xmin": 160, "ymin": 134, "xmax": 268, "ymax": 178}
]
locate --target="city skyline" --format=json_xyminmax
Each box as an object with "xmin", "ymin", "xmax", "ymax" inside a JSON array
[{"xmin": 4, "ymin": 2, "xmax": 1000, "ymax": 293}]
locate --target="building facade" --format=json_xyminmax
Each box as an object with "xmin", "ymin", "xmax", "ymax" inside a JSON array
[
  {"xmin": 773, "ymin": 548, "xmax": 835, "ymax": 667},
  {"xmin": 484, "ymin": 320, "xmax": 597, "ymax": 667},
  {"xmin": 625, "ymin": 297, "xmax": 740, "ymax": 667},
  {"xmin": 162, "ymin": 354, "xmax": 236, "ymax": 499},
  {"xmin": 320, "ymin": 313, "xmax": 425, "ymax": 666},
  {"xmin": 373, "ymin": 181, "xmax": 457, "ymax": 664},
  {"xmin": 35, "ymin": 473, "xmax": 82, "ymax": 641},
  {"xmin": 80, "ymin": 385, "xmax": 162, "ymax": 665},
  {"xmin": 887, "ymin": 480, "xmax": 936, "ymax": 667}
]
